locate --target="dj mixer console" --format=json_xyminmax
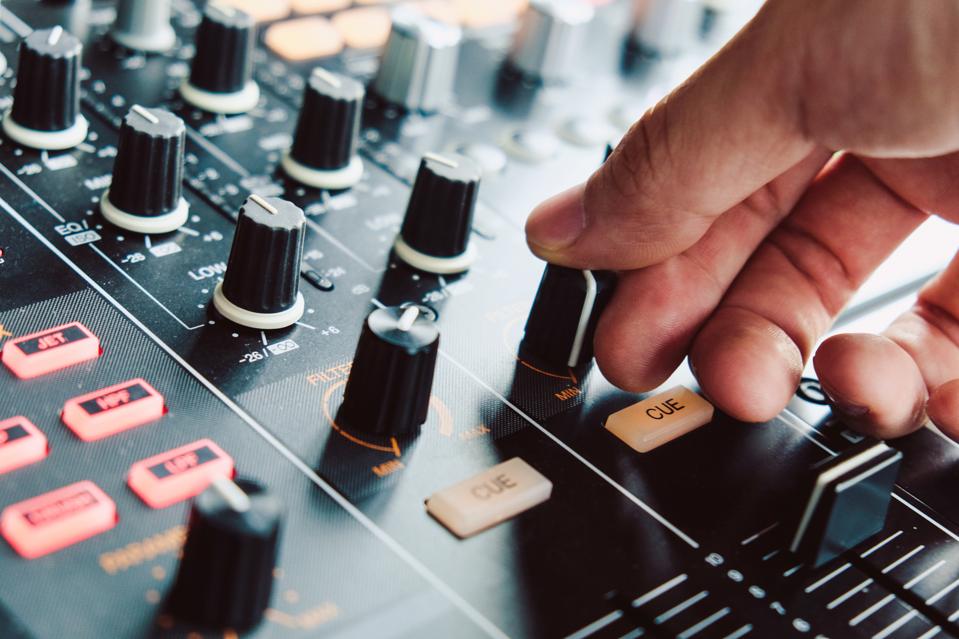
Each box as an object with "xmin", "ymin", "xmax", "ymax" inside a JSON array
[{"xmin": 1, "ymin": 1, "xmax": 959, "ymax": 638}]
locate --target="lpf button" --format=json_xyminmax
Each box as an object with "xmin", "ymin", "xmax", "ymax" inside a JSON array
[
  {"xmin": 426, "ymin": 458, "xmax": 552, "ymax": 538},
  {"xmin": 0, "ymin": 416, "xmax": 48, "ymax": 475},
  {"xmin": 128, "ymin": 439, "xmax": 235, "ymax": 509},
  {"xmin": 1, "ymin": 480, "xmax": 117, "ymax": 559},
  {"xmin": 1, "ymin": 321, "xmax": 101, "ymax": 379},
  {"xmin": 62, "ymin": 378, "xmax": 165, "ymax": 441}
]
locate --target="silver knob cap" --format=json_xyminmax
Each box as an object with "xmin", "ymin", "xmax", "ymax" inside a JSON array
[
  {"xmin": 111, "ymin": 0, "xmax": 176, "ymax": 52},
  {"xmin": 372, "ymin": 7, "xmax": 461, "ymax": 112},
  {"xmin": 633, "ymin": 0, "xmax": 704, "ymax": 58},
  {"xmin": 508, "ymin": 0, "xmax": 594, "ymax": 82}
]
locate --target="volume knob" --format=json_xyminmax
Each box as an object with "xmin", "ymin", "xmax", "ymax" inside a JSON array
[
  {"xmin": 166, "ymin": 478, "xmax": 283, "ymax": 632},
  {"xmin": 111, "ymin": 0, "xmax": 176, "ymax": 53},
  {"xmin": 632, "ymin": 0, "xmax": 704, "ymax": 59},
  {"xmin": 371, "ymin": 7, "xmax": 461, "ymax": 112},
  {"xmin": 100, "ymin": 105, "xmax": 189, "ymax": 234},
  {"xmin": 3, "ymin": 27, "xmax": 88, "ymax": 150},
  {"xmin": 508, "ymin": 0, "xmax": 594, "ymax": 82},
  {"xmin": 180, "ymin": 4, "xmax": 260, "ymax": 114},
  {"xmin": 520, "ymin": 265, "xmax": 617, "ymax": 370},
  {"xmin": 213, "ymin": 195, "xmax": 306, "ymax": 330},
  {"xmin": 394, "ymin": 152, "xmax": 480, "ymax": 274},
  {"xmin": 281, "ymin": 68, "xmax": 364, "ymax": 190},
  {"xmin": 337, "ymin": 306, "xmax": 439, "ymax": 437}
]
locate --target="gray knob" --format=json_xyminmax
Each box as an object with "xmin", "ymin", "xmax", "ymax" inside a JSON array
[
  {"xmin": 508, "ymin": 0, "xmax": 594, "ymax": 82},
  {"xmin": 372, "ymin": 7, "xmax": 461, "ymax": 112},
  {"xmin": 633, "ymin": 0, "xmax": 704, "ymax": 58},
  {"xmin": 111, "ymin": 0, "xmax": 176, "ymax": 52}
]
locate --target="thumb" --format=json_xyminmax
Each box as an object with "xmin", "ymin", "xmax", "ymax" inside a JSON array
[{"xmin": 525, "ymin": 0, "xmax": 818, "ymax": 269}]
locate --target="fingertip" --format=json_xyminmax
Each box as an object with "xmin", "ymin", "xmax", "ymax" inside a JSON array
[
  {"xmin": 814, "ymin": 333, "xmax": 927, "ymax": 439},
  {"xmin": 928, "ymin": 379, "xmax": 959, "ymax": 439},
  {"xmin": 525, "ymin": 184, "xmax": 586, "ymax": 258},
  {"xmin": 690, "ymin": 308, "xmax": 804, "ymax": 423}
]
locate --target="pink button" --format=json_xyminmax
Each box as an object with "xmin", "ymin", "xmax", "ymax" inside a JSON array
[
  {"xmin": 1, "ymin": 480, "xmax": 117, "ymax": 559},
  {"xmin": 127, "ymin": 439, "xmax": 235, "ymax": 509},
  {"xmin": 62, "ymin": 378, "xmax": 164, "ymax": 442},
  {"xmin": 0, "ymin": 416, "xmax": 48, "ymax": 475},
  {"xmin": 1, "ymin": 322, "xmax": 101, "ymax": 379}
]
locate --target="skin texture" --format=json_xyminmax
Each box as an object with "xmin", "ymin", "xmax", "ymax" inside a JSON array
[{"xmin": 525, "ymin": 0, "xmax": 959, "ymax": 439}]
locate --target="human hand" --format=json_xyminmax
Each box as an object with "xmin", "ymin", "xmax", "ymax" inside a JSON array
[{"xmin": 525, "ymin": 0, "xmax": 959, "ymax": 440}]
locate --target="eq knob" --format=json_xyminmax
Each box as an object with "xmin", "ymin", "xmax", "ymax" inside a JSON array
[
  {"xmin": 100, "ymin": 105, "xmax": 189, "ymax": 234},
  {"xmin": 393, "ymin": 152, "xmax": 480, "ymax": 274},
  {"xmin": 632, "ymin": 0, "xmax": 704, "ymax": 59},
  {"xmin": 165, "ymin": 478, "xmax": 283, "ymax": 632},
  {"xmin": 371, "ymin": 7, "xmax": 461, "ymax": 112},
  {"xmin": 111, "ymin": 0, "xmax": 176, "ymax": 53},
  {"xmin": 213, "ymin": 195, "xmax": 306, "ymax": 330},
  {"xmin": 337, "ymin": 306, "xmax": 439, "ymax": 437},
  {"xmin": 508, "ymin": 0, "xmax": 595, "ymax": 83},
  {"xmin": 281, "ymin": 68, "xmax": 365, "ymax": 190},
  {"xmin": 3, "ymin": 27, "xmax": 88, "ymax": 150},
  {"xmin": 180, "ymin": 4, "xmax": 260, "ymax": 114},
  {"xmin": 520, "ymin": 265, "xmax": 617, "ymax": 370}
]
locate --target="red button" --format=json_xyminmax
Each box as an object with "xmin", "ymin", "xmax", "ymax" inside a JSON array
[
  {"xmin": 1, "ymin": 480, "xmax": 117, "ymax": 559},
  {"xmin": 1, "ymin": 322, "xmax": 101, "ymax": 379},
  {"xmin": 62, "ymin": 378, "xmax": 164, "ymax": 441},
  {"xmin": 127, "ymin": 439, "xmax": 235, "ymax": 509},
  {"xmin": 0, "ymin": 416, "xmax": 48, "ymax": 475}
]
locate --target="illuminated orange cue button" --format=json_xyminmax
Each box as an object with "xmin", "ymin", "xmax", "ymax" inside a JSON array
[
  {"xmin": 0, "ymin": 416, "xmax": 48, "ymax": 475},
  {"xmin": 331, "ymin": 8, "xmax": 391, "ymax": 50},
  {"xmin": 1, "ymin": 481, "xmax": 117, "ymax": 559},
  {"xmin": 264, "ymin": 17, "xmax": 344, "ymax": 61},
  {"xmin": 127, "ymin": 439, "xmax": 235, "ymax": 509},
  {"xmin": 1, "ymin": 321, "xmax": 100, "ymax": 379},
  {"xmin": 605, "ymin": 386, "xmax": 714, "ymax": 453},
  {"xmin": 425, "ymin": 457, "xmax": 552, "ymax": 538},
  {"xmin": 62, "ymin": 378, "xmax": 165, "ymax": 442},
  {"xmin": 292, "ymin": 0, "xmax": 350, "ymax": 13}
]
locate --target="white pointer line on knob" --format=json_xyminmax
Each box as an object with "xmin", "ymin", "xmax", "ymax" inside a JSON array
[
  {"xmin": 312, "ymin": 67, "xmax": 341, "ymax": 88},
  {"xmin": 424, "ymin": 152, "xmax": 458, "ymax": 169},
  {"xmin": 131, "ymin": 105, "xmax": 159, "ymax": 125},
  {"xmin": 567, "ymin": 270, "xmax": 597, "ymax": 368},
  {"xmin": 211, "ymin": 476, "xmax": 252, "ymax": 513},
  {"xmin": 47, "ymin": 26, "xmax": 63, "ymax": 46},
  {"xmin": 249, "ymin": 193, "xmax": 278, "ymax": 215},
  {"xmin": 397, "ymin": 306, "xmax": 420, "ymax": 332}
]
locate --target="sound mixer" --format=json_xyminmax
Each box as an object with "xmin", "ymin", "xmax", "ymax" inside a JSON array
[
  {"xmin": 100, "ymin": 105, "xmax": 189, "ymax": 234},
  {"xmin": 337, "ymin": 306, "xmax": 439, "ymax": 437},
  {"xmin": 180, "ymin": 3, "xmax": 260, "ymax": 114},
  {"xmin": 165, "ymin": 478, "xmax": 283, "ymax": 632},
  {"xmin": 111, "ymin": 0, "xmax": 176, "ymax": 53},
  {"xmin": 3, "ymin": 27, "xmax": 87, "ymax": 151},
  {"xmin": 282, "ymin": 68, "xmax": 365, "ymax": 190},
  {"xmin": 213, "ymin": 195, "xmax": 306, "ymax": 330},
  {"xmin": 371, "ymin": 7, "xmax": 461, "ymax": 113},
  {"xmin": 393, "ymin": 152, "xmax": 481, "ymax": 274}
]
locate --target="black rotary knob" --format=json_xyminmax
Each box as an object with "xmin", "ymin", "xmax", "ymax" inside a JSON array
[
  {"xmin": 337, "ymin": 306, "xmax": 439, "ymax": 437},
  {"xmin": 180, "ymin": 4, "xmax": 259, "ymax": 114},
  {"xmin": 282, "ymin": 68, "xmax": 365, "ymax": 190},
  {"xmin": 166, "ymin": 478, "xmax": 283, "ymax": 632},
  {"xmin": 3, "ymin": 26, "xmax": 88, "ymax": 150},
  {"xmin": 100, "ymin": 105, "xmax": 188, "ymax": 234},
  {"xmin": 393, "ymin": 152, "xmax": 481, "ymax": 274},
  {"xmin": 213, "ymin": 195, "xmax": 306, "ymax": 330},
  {"xmin": 520, "ymin": 265, "xmax": 617, "ymax": 370}
]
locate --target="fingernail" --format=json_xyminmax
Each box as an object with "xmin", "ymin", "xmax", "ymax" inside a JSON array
[
  {"xmin": 525, "ymin": 187, "xmax": 586, "ymax": 252},
  {"xmin": 819, "ymin": 382, "xmax": 870, "ymax": 417}
]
